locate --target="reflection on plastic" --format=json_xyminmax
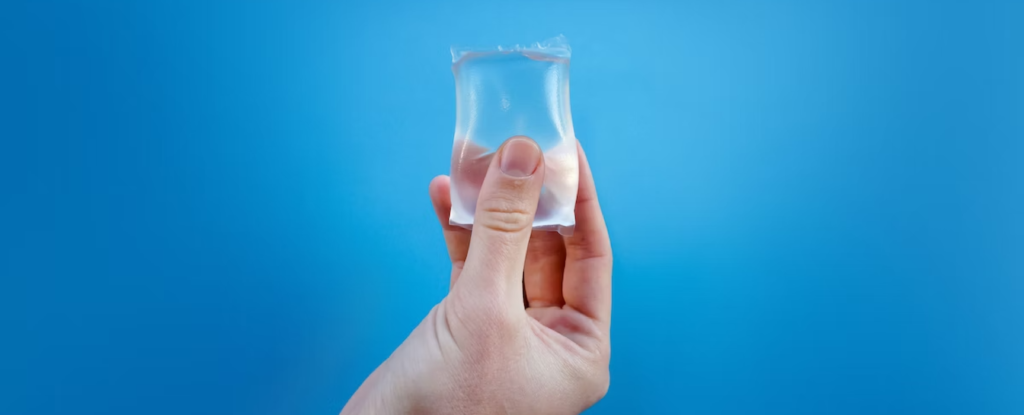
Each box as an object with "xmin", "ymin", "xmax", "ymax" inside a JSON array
[{"xmin": 449, "ymin": 36, "xmax": 579, "ymax": 236}]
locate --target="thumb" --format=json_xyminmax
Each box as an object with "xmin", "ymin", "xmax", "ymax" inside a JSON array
[{"xmin": 457, "ymin": 136, "xmax": 545, "ymax": 306}]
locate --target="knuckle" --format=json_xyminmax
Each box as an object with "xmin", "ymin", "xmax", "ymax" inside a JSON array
[
  {"xmin": 477, "ymin": 197, "xmax": 534, "ymax": 233},
  {"xmin": 566, "ymin": 236, "xmax": 613, "ymax": 263}
]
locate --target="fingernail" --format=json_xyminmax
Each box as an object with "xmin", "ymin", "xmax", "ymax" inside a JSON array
[{"xmin": 499, "ymin": 137, "xmax": 542, "ymax": 177}]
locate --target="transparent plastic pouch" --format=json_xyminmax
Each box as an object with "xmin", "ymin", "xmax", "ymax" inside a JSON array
[{"xmin": 449, "ymin": 36, "xmax": 579, "ymax": 235}]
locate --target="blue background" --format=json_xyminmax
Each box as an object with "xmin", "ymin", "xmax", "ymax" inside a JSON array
[{"xmin": 2, "ymin": 1, "xmax": 1022, "ymax": 414}]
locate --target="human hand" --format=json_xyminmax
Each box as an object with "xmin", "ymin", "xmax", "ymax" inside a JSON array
[{"xmin": 341, "ymin": 137, "xmax": 612, "ymax": 414}]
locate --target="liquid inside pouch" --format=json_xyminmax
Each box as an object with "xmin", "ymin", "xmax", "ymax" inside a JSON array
[{"xmin": 449, "ymin": 36, "xmax": 579, "ymax": 236}]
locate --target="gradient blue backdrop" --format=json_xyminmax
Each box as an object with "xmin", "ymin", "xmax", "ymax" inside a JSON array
[{"xmin": 2, "ymin": 1, "xmax": 1022, "ymax": 414}]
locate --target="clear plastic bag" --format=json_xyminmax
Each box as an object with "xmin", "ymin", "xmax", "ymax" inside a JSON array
[{"xmin": 449, "ymin": 36, "xmax": 579, "ymax": 236}]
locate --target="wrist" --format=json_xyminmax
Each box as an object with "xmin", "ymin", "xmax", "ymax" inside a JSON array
[
  {"xmin": 342, "ymin": 358, "xmax": 444, "ymax": 415},
  {"xmin": 340, "ymin": 364, "xmax": 409, "ymax": 414}
]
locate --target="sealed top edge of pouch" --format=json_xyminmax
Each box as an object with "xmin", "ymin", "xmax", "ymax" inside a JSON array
[{"xmin": 451, "ymin": 35, "xmax": 571, "ymax": 64}]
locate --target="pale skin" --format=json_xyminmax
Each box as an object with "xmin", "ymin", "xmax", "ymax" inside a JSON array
[{"xmin": 341, "ymin": 137, "xmax": 612, "ymax": 414}]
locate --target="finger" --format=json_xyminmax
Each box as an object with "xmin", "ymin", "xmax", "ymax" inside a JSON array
[
  {"xmin": 562, "ymin": 140, "xmax": 613, "ymax": 326},
  {"xmin": 458, "ymin": 136, "xmax": 545, "ymax": 306},
  {"xmin": 449, "ymin": 139, "xmax": 493, "ymax": 227},
  {"xmin": 429, "ymin": 175, "xmax": 471, "ymax": 288},
  {"xmin": 524, "ymin": 230, "xmax": 566, "ymax": 308}
]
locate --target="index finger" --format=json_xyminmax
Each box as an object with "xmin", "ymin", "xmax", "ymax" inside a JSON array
[
  {"xmin": 562, "ymin": 140, "xmax": 613, "ymax": 326},
  {"xmin": 428, "ymin": 175, "xmax": 471, "ymax": 289}
]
